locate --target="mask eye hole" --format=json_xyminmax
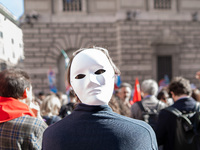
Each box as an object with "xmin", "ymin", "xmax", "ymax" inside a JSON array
[
  {"xmin": 75, "ymin": 74, "xmax": 85, "ymax": 79},
  {"xmin": 95, "ymin": 69, "xmax": 106, "ymax": 75}
]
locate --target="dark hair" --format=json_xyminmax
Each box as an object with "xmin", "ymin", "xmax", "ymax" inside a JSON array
[
  {"xmin": 168, "ymin": 76, "xmax": 191, "ymax": 97},
  {"xmin": 157, "ymin": 90, "xmax": 169, "ymax": 101},
  {"xmin": 0, "ymin": 69, "xmax": 31, "ymax": 99},
  {"xmin": 38, "ymin": 91, "xmax": 45, "ymax": 96}
]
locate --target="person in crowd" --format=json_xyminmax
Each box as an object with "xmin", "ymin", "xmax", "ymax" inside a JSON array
[
  {"xmin": 195, "ymin": 71, "xmax": 200, "ymax": 81},
  {"xmin": 30, "ymin": 93, "xmax": 42, "ymax": 116},
  {"xmin": 157, "ymin": 88, "xmax": 173, "ymax": 106},
  {"xmin": 0, "ymin": 69, "xmax": 47, "ymax": 149},
  {"xmin": 155, "ymin": 76, "xmax": 198, "ymax": 150},
  {"xmin": 56, "ymin": 91, "xmax": 68, "ymax": 105},
  {"xmin": 40, "ymin": 94, "xmax": 62, "ymax": 125},
  {"xmin": 131, "ymin": 79, "xmax": 166, "ymax": 120},
  {"xmin": 108, "ymin": 94, "xmax": 121, "ymax": 114},
  {"xmin": 42, "ymin": 47, "xmax": 158, "ymax": 150},
  {"xmin": 35, "ymin": 91, "xmax": 46, "ymax": 106},
  {"xmin": 157, "ymin": 89, "xmax": 169, "ymax": 103},
  {"xmin": 59, "ymin": 90, "xmax": 76, "ymax": 118},
  {"xmin": 114, "ymin": 82, "xmax": 132, "ymax": 117},
  {"xmin": 194, "ymin": 71, "xmax": 200, "ymax": 102},
  {"xmin": 191, "ymin": 88, "xmax": 200, "ymax": 102}
]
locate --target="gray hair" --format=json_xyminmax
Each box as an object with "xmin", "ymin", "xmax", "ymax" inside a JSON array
[
  {"xmin": 141, "ymin": 79, "xmax": 158, "ymax": 96},
  {"xmin": 120, "ymin": 82, "xmax": 132, "ymax": 89}
]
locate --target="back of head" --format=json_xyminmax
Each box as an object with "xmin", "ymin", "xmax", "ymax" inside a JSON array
[
  {"xmin": 141, "ymin": 79, "xmax": 158, "ymax": 96},
  {"xmin": 40, "ymin": 95, "xmax": 61, "ymax": 116},
  {"xmin": 0, "ymin": 69, "xmax": 31, "ymax": 99},
  {"xmin": 38, "ymin": 91, "xmax": 46, "ymax": 100},
  {"xmin": 168, "ymin": 76, "xmax": 191, "ymax": 96},
  {"xmin": 157, "ymin": 89, "xmax": 169, "ymax": 101}
]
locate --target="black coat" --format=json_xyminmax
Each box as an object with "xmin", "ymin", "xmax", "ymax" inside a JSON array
[
  {"xmin": 43, "ymin": 103, "xmax": 158, "ymax": 150},
  {"xmin": 155, "ymin": 97, "xmax": 197, "ymax": 150}
]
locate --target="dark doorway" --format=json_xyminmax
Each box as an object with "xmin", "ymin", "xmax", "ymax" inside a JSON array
[{"xmin": 157, "ymin": 55, "xmax": 172, "ymax": 84}]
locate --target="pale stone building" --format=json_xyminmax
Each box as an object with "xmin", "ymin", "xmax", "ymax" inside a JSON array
[
  {"xmin": 21, "ymin": 0, "xmax": 200, "ymax": 94},
  {"xmin": 0, "ymin": 4, "xmax": 24, "ymax": 70}
]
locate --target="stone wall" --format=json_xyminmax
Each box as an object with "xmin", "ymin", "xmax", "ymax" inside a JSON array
[
  {"xmin": 22, "ymin": 22, "xmax": 118, "ymax": 94},
  {"xmin": 117, "ymin": 20, "xmax": 200, "ymax": 87},
  {"xmin": 22, "ymin": 19, "xmax": 200, "ymax": 94}
]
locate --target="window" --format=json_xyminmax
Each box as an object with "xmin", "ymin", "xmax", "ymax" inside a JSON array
[
  {"xmin": 154, "ymin": 0, "xmax": 171, "ymax": 9},
  {"xmin": 157, "ymin": 55, "xmax": 172, "ymax": 82},
  {"xmin": 11, "ymin": 39, "xmax": 14, "ymax": 44},
  {"xmin": 63, "ymin": 0, "xmax": 82, "ymax": 11},
  {"xmin": 13, "ymin": 51, "xmax": 15, "ymax": 58},
  {"xmin": 0, "ymin": 63, "xmax": 7, "ymax": 71},
  {"xmin": 0, "ymin": 32, "xmax": 3, "ymax": 38}
]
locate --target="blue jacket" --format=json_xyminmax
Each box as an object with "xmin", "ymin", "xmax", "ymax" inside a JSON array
[
  {"xmin": 42, "ymin": 103, "xmax": 158, "ymax": 150},
  {"xmin": 155, "ymin": 97, "xmax": 197, "ymax": 150}
]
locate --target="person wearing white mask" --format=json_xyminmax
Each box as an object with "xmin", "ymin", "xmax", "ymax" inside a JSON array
[{"xmin": 42, "ymin": 47, "xmax": 158, "ymax": 150}]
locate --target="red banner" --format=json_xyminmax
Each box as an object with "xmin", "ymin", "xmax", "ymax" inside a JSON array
[{"xmin": 130, "ymin": 78, "xmax": 141, "ymax": 105}]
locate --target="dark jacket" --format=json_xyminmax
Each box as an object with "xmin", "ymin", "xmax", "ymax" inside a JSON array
[
  {"xmin": 155, "ymin": 97, "xmax": 197, "ymax": 150},
  {"xmin": 59, "ymin": 102, "xmax": 75, "ymax": 118},
  {"xmin": 42, "ymin": 103, "xmax": 158, "ymax": 150},
  {"xmin": 42, "ymin": 115, "xmax": 62, "ymax": 126}
]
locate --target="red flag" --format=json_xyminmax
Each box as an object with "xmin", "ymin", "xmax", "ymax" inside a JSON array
[
  {"xmin": 130, "ymin": 78, "xmax": 141, "ymax": 105},
  {"xmin": 114, "ymin": 75, "xmax": 121, "ymax": 90}
]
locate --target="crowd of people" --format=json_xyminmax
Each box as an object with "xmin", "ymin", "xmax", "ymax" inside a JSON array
[{"xmin": 0, "ymin": 46, "xmax": 200, "ymax": 150}]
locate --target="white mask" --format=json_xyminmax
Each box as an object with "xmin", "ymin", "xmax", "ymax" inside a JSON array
[{"xmin": 70, "ymin": 49, "xmax": 115, "ymax": 105}]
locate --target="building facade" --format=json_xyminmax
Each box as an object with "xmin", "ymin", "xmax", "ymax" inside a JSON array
[
  {"xmin": 22, "ymin": 0, "xmax": 200, "ymax": 94},
  {"xmin": 0, "ymin": 4, "xmax": 24, "ymax": 70}
]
